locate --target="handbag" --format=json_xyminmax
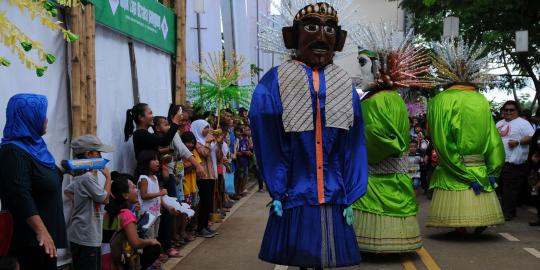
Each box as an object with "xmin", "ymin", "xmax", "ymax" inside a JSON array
[
  {"xmin": 110, "ymin": 229, "xmax": 142, "ymax": 270},
  {"xmin": 225, "ymin": 172, "xmax": 235, "ymax": 194},
  {"xmin": 508, "ymin": 144, "xmax": 524, "ymax": 164},
  {"xmin": 210, "ymin": 180, "xmax": 223, "ymax": 223},
  {"xmin": 0, "ymin": 211, "xmax": 13, "ymax": 256}
]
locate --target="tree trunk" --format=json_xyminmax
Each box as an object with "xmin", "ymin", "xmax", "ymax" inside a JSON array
[
  {"xmin": 502, "ymin": 50, "xmax": 520, "ymax": 104},
  {"xmin": 530, "ymin": 95, "xmax": 537, "ymax": 111},
  {"xmin": 512, "ymin": 53, "xmax": 540, "ymax": 111}
]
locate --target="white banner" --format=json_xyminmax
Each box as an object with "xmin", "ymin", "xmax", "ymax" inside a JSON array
[{"xmin": 95, "ymin": 25, "xmax": 136, "ymax": 174}]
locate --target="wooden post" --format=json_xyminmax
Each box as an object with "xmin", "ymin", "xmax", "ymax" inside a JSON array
[
  {"xmin": 174, "ymin": 0, "xmax": 187, "ymax": 104},
  {"xmin": 85, "ymin": 5, "xmax": 97, "ymax": 135},
  {"xmin": 69, "ymin": 4, "xmax": 97, "ymax": 137},
  {"xmin": 69, "ymin": 6, "xmax": 83, "ymax": 138},
  {"xmin": 79, "ymin": 7, "xmax": 88, "ymax": 136},
  {"xmin": 128, "ymin": 40, "xmax": 141, "ymax": 104}
]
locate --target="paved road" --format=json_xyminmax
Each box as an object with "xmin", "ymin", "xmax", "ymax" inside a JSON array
[{"xmin": 173, "ymin": 190, "xmax": 540, "ymax": 270}]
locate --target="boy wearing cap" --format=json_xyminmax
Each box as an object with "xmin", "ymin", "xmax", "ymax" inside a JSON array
[{"xmin": 64, "ymin": 135, "xmax": 114, "ymax": 270}]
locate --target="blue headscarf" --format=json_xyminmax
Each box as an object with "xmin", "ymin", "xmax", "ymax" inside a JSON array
[{"xmin": 1, "ymin": 94, "xmax": 56, "ymax": 169}]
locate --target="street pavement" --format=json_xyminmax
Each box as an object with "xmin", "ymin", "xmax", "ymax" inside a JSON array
[{"xmin": 170, "ymin": 188, "xmax": 540, "ymax": 270}]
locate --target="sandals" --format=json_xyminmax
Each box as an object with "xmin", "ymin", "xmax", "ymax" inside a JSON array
[
  {"xmin": 152, "ymin": 260, "xmax": 164, "ymax": 270},
  {"xmin": 173, "ymin": 240, "xmax": 184, "ymax": 248},
  {"xmin": 158, "ymin": 253, "xmax": 168, "ymax": 262},
  {"xmin": 167, "ymin": 248, "xmax": 182, "ymax": 258},
  {"xmin": 184, "ymin": 235, "xmax": 196, "ymax": 242}
]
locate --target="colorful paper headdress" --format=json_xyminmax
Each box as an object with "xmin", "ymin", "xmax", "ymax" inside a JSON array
[
  {"xmin": 350, "ymin": 23, "xmax": 435, "ymax": 90},
  {"xmin": 358, "ymin": 49, "xmax": 377, "ymax": 59},
  {"xmin": 431, "ymin": 37, "xmax": 492, "ymax": 86},
  {"xmin": 294, "ymin": 2, "xmax": 339, "ymax": 23}
]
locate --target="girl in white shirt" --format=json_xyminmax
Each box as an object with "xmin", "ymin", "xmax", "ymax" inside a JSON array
[{"xmin": 137, "ymin": 150, "xmax": 172, "ymax": 239}]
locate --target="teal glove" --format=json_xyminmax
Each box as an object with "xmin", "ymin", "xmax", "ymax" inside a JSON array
[
  {"xmin": 470, "ymin": 182, "xmax": 484, "ymax": 195},
  {"xmin": 489, "ymin": 177, "xmax": 497, "ymax": 189},
  {"xmin": 343, "ymin": 206, "xmax": 354, "ymax": 226},
  {"xmin": 272, "ymin": 200, "xmax": 283, "ymax": 217}
]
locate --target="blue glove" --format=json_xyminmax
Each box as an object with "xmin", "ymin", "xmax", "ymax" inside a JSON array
[
  {"xmin": 343, "ymin": 206, "xmax": 354, "ymax": 226},
  {"xmin": 470, "ymin": 182, "xmax": 484, "ymax": 195},
  {"xmin": 272, "ymin": 200, "xmax": 283, "ymax": 217},
  {"xmin": 489, "ymin": 177, "xmax": 497, "ymax": 189}
]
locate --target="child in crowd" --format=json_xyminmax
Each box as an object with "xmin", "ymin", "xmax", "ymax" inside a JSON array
[
  {"xmin": 222, "ymin": 140, "xmax": 236, "ymax": 208},
  {"xmin": 422, "ymin": 139, "xmax": 438, "ymax": 199},
  {"xmin": 234, "ymin": 125, "xmax": 252, "ymax": 195},
  {"xmin": 124, "ymin": 103, "xmax": 181, "ymax": 160},
  {"xmin": 137, "ymin": 150, "xmax": 166, "ymax": 237},
  {"xmin": 243, "ymin": 125, "xmax": 261, "ymax": 192},
  {"xmin": 232, "ymin": 126, "xmax": 243, "ymax": 199},
  {"xmin": 137, "ymin": 150, "xmax": 176, "ymax": 267},
  {"xmin": 208, "ymin": 115, "xmax": 217, "ymax": 130},
  {"xmin": 64, "ymin": 135, "xmax": 113, "ymax": 270},
  {"xmin": 216, "ymin": 129, "xmax": 230, "ymax": 220},
  {"xmin": 412, "ymin": 125, "xmax": 424, "ymax": 146},
  {"xmin": 181, "ymin": 132, "xmax": 199, "ymax": 241},
  {"xmin": 153, "ymin": 116, "xmax": 183, "ymax": 257},
  {"xmin": 408, "ymin": 141, "xmax": 422, "ymax": 191},
  {"xmin": 181, "ymin": 105, "xmax": 193, "ymax": 133},
  {"xmin": 104, "ymin": 172, "xmax": 161, "ymax": 270}
]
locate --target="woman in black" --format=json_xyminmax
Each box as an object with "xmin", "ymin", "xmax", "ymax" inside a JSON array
[
  {"xmin": 124, "ymin": 103, "xmax": 182, "ymax": 160},
  {"xmin": 0, "ymin": 94, "xmax": 66, "ymax": 270}
]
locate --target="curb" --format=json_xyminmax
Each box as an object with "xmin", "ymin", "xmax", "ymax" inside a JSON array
[{"xmin": 163, "ymin": 181, "xmax": 260, "ymax": 270}]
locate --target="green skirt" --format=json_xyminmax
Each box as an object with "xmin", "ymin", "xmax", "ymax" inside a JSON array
[
  {"xmin": 353, "ymin": 210, "xmax": 422, "ymax": 253},
  {"xmin": 427, "ymin": 188, "xmax": 504, "ymax": 227}
]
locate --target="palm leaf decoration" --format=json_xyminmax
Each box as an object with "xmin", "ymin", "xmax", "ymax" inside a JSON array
[{"xmin": 188, "ymin": 50, "xmax": 253, "ymax": 128}]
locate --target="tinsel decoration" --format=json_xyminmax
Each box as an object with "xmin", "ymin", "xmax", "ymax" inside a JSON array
[
  {"xmin": 257, "ymin": 0, "xmax": 361, "ymax": 59},
  {"xmin": 188, "ymin": 50, "xmax": 253, "ymax": 129},
  {"xmin": 431, "ymin": 37, "xmax": 493, "ymax": 87},
  {"xmin": 0, "ymin": 0, "xmax": 82, "ymax": 74},
  {"xmin": 349, "ymin": 23, "xmax": 435, "ymax": 90},
  {"xmin": 0, "ymin": 56, "xmax": 11, "ymax": 66}
]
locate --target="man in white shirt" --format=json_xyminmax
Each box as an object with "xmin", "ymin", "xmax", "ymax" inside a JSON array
[{"xmin": 496, "ymin": 101, "xmax": 535, "ymax": 221}]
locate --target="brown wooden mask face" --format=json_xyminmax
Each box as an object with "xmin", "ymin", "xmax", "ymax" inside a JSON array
[{"xmin": 282, "ymin": 15, "xmax": 347, "ymax": 68}]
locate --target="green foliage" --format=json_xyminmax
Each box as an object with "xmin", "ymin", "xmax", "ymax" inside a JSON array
[
  {"xmin": 396, "ymin": 0, "xmax": 540, "ymax": 97},
  {"xmin": 187, "ymin": 82, "xmax": 253, "ymax": 114},
  {"xmin": 250, "ymin": 64, "xmax": 263, "ymax": 84}
]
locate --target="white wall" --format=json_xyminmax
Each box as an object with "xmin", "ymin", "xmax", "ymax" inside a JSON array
[{"xmin": 0, "ymin": 2, "xmax": 70, "ymax": 164}]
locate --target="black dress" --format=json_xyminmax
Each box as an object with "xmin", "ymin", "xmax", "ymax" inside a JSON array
[
  {"xmin": 0, "ymin": 144, "xmax": 66, "ymax": 269},
  {"xmin": 132, "ymin": 123, "xmax": 179, "ymax": 160}
]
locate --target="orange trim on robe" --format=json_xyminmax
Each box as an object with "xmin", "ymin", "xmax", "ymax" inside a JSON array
[
  {"xmin": 313, "ymin": 69, "xmax": 325, "ymax": 204},
  {"xmin": 449, "ymin": 85, "xmax": 476, "ymax": 91}
]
